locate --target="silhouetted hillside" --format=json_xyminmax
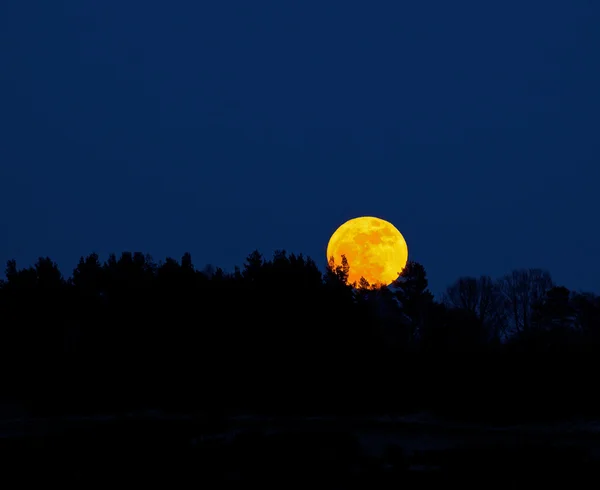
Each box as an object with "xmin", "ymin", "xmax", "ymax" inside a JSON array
[{"xmin": 0, "ymin": 250, "xmax": 599, "ymax": 422}]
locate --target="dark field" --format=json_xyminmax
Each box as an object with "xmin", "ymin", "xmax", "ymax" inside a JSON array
[{"xmin": 3, "ymin": 412, "xmax": 600, "ymax": 486}]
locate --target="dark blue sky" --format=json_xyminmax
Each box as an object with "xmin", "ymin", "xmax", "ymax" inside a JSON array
[{"xmin": 1, "ymin": 1, "xmax": 598, "ymax": 295}]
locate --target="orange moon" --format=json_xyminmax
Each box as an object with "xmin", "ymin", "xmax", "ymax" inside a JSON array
[{"xmin": 326, "ymin": 216, "xmax": 409, "ymax": 287}]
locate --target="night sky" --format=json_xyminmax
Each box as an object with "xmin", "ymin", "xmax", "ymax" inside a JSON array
[{"xmin": 1, "ymin": 1, "xmax": 598, "ymax": 296}]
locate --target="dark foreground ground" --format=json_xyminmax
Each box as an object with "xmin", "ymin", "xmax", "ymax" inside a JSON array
[{"xmin": 3, "ymin": 411, "xmax": 600, "ymax": 486}]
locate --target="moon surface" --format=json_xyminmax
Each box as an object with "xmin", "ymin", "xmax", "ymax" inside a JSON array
[{"xmin": 326, "ymin": 216, "xmax": 409, "ymax": 287}]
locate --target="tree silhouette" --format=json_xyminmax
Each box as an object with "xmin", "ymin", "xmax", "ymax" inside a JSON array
[
  {"xmin": 443, "ymin": 275, "xmax": 505, "ymax": 341},
  {"xmin": 0, "ymin": 247, "xmax": 597, "ymax": 422},
  {"xmin": 498, "ymin": 268, "xmax": 554, "ymax": 334},
  {"xmin": 532, "ymin": 286, "xmax": 575, "ymax": 331},
  {"xmin": 326, "ymin": 254, "xmax": 350, "ymax": 285},
  {"xmin": 358, "ymin": 276, "xmax": 370, "ymax": 291},
  {"xmin": 392, "ymin": 261, "xmax": 434, "ymax": 343},
  {"xmin": 572, "ymin": 292, "xmax": 600, "ymax": 343}
]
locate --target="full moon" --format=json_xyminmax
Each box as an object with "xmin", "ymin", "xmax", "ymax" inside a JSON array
[{"xmin": 326, "ymin": 216, "xmax": 409, "ymax": 287}]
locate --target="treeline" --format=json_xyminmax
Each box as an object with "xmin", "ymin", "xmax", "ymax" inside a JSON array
[{"xmin": 0, "ymin": 249, "xmax": 599, "ymax": 421}]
